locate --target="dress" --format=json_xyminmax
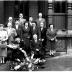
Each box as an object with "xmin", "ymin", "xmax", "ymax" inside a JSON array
[
  {"xmin": 6, "ymin": 27, "xmax": 17, "ymax": 44},
  {"xmin": 22, "ymin": 27, "xmax": 31, "ymax": 55},
  {"xmin": 0, "ymin": 29, "xmax": 8, "ymax": 57},
  {"xmin": 46, "ymin": 29, "xmax": 57, "ymax": 50}
]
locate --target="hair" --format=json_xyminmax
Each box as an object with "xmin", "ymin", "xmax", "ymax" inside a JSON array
[
  {"xmin": 49, "ymin": 24, "xmax": 53, "ymax": 27},
  {"xmin": 32, "ymin": 21, "xmax": 37, "ymax": 26},
  {"xmin": 24, "ymin": 21, "xmax": 29, "ymax": 27},
  {"xmin": 19, "ymin": 13, "xmax": 23, "ymax": 15}
]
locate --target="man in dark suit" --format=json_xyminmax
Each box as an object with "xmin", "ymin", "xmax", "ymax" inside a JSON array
[
  {"xmin": 29, "ymin": 16, "xmax": 33, "ymax": 27},
  {"xmin": 30, "ymin": 21, "xmax": 40, "ymax": 40},
  {"xmin": 39, "ymin": 22, "xmax": 47, "ymax": 59},
  {"xmin": 36, "ymin": 12, "xmax": 46, "ymax": 28},
  {"xmin": 18, "ymin": 13, "xmax": 26, "ymax": 25},
  {"xmin": 14, "ymin": 20, "xmax": 23, "ymax": 40}
]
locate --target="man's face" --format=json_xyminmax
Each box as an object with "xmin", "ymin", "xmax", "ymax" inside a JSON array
[
  {"xmin": 33, "ymin": 34, "xmax": 37, "ymax": 40},
  {"xmin": 39, "ymin": 13, "xmax": 42, "ymax": 18},
  {"xmin": 19, "ymin": 14, "xmax": 23, "ymax": 18},
  {"xmin": 8, "ymin": 17, "xmax": 12, "ymax": 22},
  {"xmin": 29, "ymin": 17, "xmax": 33, "ymax": 22}
]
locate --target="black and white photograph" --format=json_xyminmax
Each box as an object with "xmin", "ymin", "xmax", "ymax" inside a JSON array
[{"xmin": 0, "ymin": 0, "xmax": 72, "ymax": 71}]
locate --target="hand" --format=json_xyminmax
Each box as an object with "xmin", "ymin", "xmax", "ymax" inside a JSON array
[
  {"xmin": 36, "ymin": 49, "xmax": 39, "ymax": 51},
  {"xmin": 42, "ymin": 39, "xmax": 44, "ymax": 41},
  {"xmin": 55, "ymin": 39, "xmax": 58, "ymax": 42},
  {"xmin": 51, "ymin": 38, "xmax": 54, "ymax": 41}
]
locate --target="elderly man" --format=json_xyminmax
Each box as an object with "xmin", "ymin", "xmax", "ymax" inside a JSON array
[
  {"xmin": 29, "ymin": 16, "xmax": 33, "ymax": 27},
  {"xmin": 19, "ymin": 13, "xmax": 26, "ymax": 25},
  {"xmin": 36, "ymin": 12, "xmax": 46, "ymax": 28},
  {"xmin": 6, "ymin": 17, "xmax": 15, "ymax": 28}
]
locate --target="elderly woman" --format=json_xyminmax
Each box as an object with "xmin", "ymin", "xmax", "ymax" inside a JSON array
[
  {"xmin": 46, "ymin": 24, "xmax": 57, "ymax": 56},
  {"xmin": 0, "ymin": 24, "xmax": 8, "ymax": 63},
  {"xmin": 31, "ymin": 34, "xmax": 46, "ymax": 62}
]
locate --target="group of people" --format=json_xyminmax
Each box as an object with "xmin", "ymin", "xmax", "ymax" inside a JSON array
[{"xmin": 0, "ymin": 12, "xmax": 57, "ymax": 64}]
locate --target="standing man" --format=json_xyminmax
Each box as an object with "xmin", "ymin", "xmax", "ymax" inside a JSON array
[
  {"xmin": 29, "ymin": 16, "xmax": 33, "ymax": 27},
  {"xmin": 36, "ymin": 12, "xmax": 46, "ymax": 28},
  {"xmin": 7, "ymin": 17, "xmax": 15, "ymax": 28},
  {"xmin": 19, "ymin": 13, "xmax": 26, "ymax": 25},
  {"xmin": 14, "ymin": 20, "xmax": 22, "ymax": 39},
  {"xmin": 46, "ymin": 24, "xmax": 57, "ymax": 56}
]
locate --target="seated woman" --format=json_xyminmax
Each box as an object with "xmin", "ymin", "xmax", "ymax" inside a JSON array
[
  {"xmin": 7, "ymin": 37, "xmax": 30, "ymax": 62},
  {"xmin": 30, "ymin": 34, "xmax": 46, "ymax": 62}
]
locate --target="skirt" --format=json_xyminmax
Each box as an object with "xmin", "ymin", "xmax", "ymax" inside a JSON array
[{"xmin": 0, "ymin": 42, "xmax": 7, "ymax": 57}]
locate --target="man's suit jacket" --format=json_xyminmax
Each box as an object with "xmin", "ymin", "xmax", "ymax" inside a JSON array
[
  {"xmin": 30, "ymin": 26, "xmax": 40, "ymax": 39},
  {"xmin": 14, "ymin": 24, "xmax": 23, "ymax": 39},
  {"xmin": 39, "ymin": 27, "xmax": 47, "ymax": 40},
  {"xmin": 36, "ymin": 18, "xmax": 46, "ymax": 28}
]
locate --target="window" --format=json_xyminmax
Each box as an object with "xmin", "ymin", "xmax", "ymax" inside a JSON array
[{"xmin": 54, "ymin": 1, "xmax": 67, "ymax": 13}]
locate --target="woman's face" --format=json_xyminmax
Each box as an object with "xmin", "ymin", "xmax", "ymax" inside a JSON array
[
  {"xmin": 0, "ymin": 26, "xmax": 3, "ymax": 30},
  {"xmin": 32, "ymin": 23, "xmax": 36, "ymax": 27},
  {"xmin": 25, "ymin": 23, "xmax": 28, "ymax": 27},
  {"xmin": 33, "ymin": 34, "xmax": 37, "ymax": 40}
]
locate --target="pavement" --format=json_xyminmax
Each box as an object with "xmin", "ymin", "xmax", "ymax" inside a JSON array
[{"xmin": 1, "ymin": 52, "xmax": 72, "ymax": 71}]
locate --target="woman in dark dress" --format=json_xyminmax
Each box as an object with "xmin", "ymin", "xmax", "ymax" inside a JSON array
[
  {"xmin": 22, "ymin": 21, "xmax": 31, "ymax": 56},
  {"xmin": 46, "ymin": 24, "xmax": 57, "ymax": 56}
]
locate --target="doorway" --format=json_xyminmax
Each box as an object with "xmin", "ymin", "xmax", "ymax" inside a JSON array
[{"xmin": 14, "ymin": 1, "xmax": 29, "ymax": 21}]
